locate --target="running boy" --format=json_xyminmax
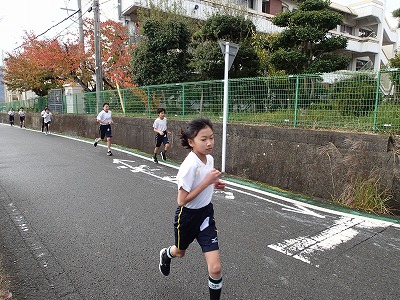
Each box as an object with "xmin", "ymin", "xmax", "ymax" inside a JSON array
[
  {"xmin": 43, "ymin": 108, "xmax": 52, "ymax": 135},
  {"xmin": 94, "ymin": 102, "xmax": 113, "ymax": 156},
  {"xmin": 159, "ymin": 118, "xmax": 226, "ymax": 300},
  {"xmin": 41, "ymin": 106, "xmax": 47, "ymax": 132},
  {"xmin": 18, "ymin": 107, "xmax": 26, "ymax": 128},
  {"xmin": 153, "ymin": 108, "xmax": 170, "ymax": 163},
  {"xmin": 8, "ymin": 108, "xmax": 15, "ymax": 126}
]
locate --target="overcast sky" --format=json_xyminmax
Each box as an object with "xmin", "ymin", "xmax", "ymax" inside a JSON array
[
  {"xmin": 0, "ymin": 0, "xmax": 118, "ymax": 61},
  {"xmin": 0, "ymin": 0, "xmax": 398, "ymax": 64}
]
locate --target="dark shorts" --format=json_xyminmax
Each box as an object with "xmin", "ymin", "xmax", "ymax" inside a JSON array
[
  {"xmin": 155, "ymin": 132, "xmax": 169, "ymax": 147},
  {"xmin": 99, "ymin": 124, "xmax": 112, "ymax": 139},
  {"xmin": 20, "ymin": 116, "xmax": 25, "ymax": 122},
  {"xmin": 9, "ymin": 116, "xmax": 14, "ymax": 122},
  {"xmin": 174, "ymin": 203, "xmax": 219, "ymax": 253}
]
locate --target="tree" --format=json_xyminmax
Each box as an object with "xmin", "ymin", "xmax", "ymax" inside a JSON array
[
  {"xmin": 269, "ymin": 0, "xmax": 349, "ymax": 74},
  {"xmin": 130, "ymin": 1, "xmax": 195, "ymax": 86},
  {"xmin": 2, "ymin": 34, "xmax": 75, "ymax": 96},
  {"xmin": 131, "ymin": 17, "xmax": 191, "ymax": 86},
  {"xmin": 1, "ymin": 19, "xmax": 134, "ymax": 96},
  {"xmin": 84, "ymin": 19, "xmax": 135, "ymax": 90},
  {"xmin": 189, "ymin": 14, "xmax": 260, "ymax": 81}
]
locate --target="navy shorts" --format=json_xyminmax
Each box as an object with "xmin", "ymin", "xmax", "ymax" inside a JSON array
[
  {"xmin": 99, "ymin": 124, "xmax": 112, "ymax": 139},
  {"xmin": 174, "ymin": 203, "xmax": 219, "ymax": 253},
  {"xmin": 155, "ymin": 131, "xmax": 169, "ymax": 147}
]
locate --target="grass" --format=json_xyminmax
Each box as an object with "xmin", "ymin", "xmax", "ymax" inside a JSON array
[{"xmin": 318, "ymin": 138, "xmax": 393, "ymax": 215}]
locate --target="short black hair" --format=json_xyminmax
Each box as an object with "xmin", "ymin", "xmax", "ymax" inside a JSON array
[
  {"xmin": 180, "ymin": 117, "xmax": 213, "ymax": 149},
  {"xmin": 103, "ymin": 102, "xmax": 110, "ymax": 107},
  {"xmin": 157, "ymin": 108, "xmax": 166, "ymax": 114}
]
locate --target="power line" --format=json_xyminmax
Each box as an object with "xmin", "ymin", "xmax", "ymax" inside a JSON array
[{"xmin": 12, "ymin": 9, "xmax": 81, "ymax": 51}]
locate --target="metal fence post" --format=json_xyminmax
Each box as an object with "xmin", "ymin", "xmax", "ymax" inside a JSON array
[
  {"xmin": 373, "ymin": 70, "xmax": 381, "ymax": 131},
  {"xmin": 147, "ymin": 87, "xmax": 151, "ymax": 118},
  {"xmin": 182, "ymin": 83, "xmax": 185, "ymax": 117},
  {"xmin": 293, "ymin": 75, "xmax": 300, "ymax": 128}
]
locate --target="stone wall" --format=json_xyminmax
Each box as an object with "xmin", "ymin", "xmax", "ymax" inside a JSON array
[{"xmin": 2, "ymin": 112, "xmax": 398, "ymax": 212}]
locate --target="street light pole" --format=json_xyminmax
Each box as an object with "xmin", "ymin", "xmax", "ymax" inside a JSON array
[{"xmin": 94, "ymin": 0, "xmax": 103, "ymax": 113}]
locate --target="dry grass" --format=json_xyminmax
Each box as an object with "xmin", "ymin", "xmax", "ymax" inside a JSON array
[{"xmin": 318, "ymin": 138, "xmax": 393, "ymax": 214}]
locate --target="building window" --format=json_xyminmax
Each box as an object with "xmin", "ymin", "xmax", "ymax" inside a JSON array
[
  {"xmin": 248, "ymin": 0, "xmax": 254, "ymax": 9},
  {"xmin": 340, "ymin": 25, "xmax": 353, "ymax": 35},
  {"xmin": 262, "ymin": 0, "xmax": 270, "ymax": 14}
]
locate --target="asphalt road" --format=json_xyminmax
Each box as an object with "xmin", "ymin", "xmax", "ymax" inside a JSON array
[{"xmin": 1, "ymin": 123, "xmax": 400, "ymax": 300}]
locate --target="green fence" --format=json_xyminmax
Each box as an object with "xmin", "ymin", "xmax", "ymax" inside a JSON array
[{"xmin": 4, "ymin": 69, "xmax": 400, "ymax": 133}]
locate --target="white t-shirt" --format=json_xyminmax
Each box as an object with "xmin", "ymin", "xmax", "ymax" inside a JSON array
[
  {"xmin": 19, "ymin": 110, "xmax": 25, "ymax": 117},
  {"xmin": 153, "ymin": 118, "xmax": 167, "ymax": 132},
  {"xmin": 8, "ymin": 110, "xmax": 14, "ymax": 116},
  {"xmin": 176, "ymin": 151, "xmax": 215, "ymax": 209},
  {"xmin": 43, "ymin": 112, "xmax": 52, "ymax": 123},
  {"xmin": 97, "ymin": 110, "xmax": 112, "ymax": 125}
]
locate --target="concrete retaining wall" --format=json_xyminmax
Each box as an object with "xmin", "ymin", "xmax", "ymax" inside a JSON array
[{"xmin": 2, "ymin": 112, "xmax": 398, "ymax": 211}]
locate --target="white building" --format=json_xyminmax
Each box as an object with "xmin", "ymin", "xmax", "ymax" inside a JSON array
[{"xmin": 119, "ymin": 0, "xmax": 399, "ymax": 71}]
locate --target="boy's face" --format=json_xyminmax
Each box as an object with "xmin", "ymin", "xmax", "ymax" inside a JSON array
[
  {"xmin": 103, "ymin": 104, "xmax": 109, "ymax": 112},
  {"xmin": 159, "ymin": 111, "xmax": 165, "ymax": 119}
]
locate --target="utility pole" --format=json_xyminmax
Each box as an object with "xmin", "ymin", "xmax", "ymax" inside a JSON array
[
  {"xmin": 94, "ymin": 0, "xmax": 103, "ymax": 113},
  {"xmin": 78, "ymin": 0, "xmax": 84, "ymax": 47}
]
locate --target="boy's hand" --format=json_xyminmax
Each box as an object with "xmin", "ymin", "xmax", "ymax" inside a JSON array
[{"xmin": 214, "ymin": 180, "xmax": 226, "ymax": 190}]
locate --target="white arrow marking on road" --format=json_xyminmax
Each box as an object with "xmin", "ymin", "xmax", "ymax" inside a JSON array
[
  {"xmin": 227, "ymin": 186, "xmax": 324, "ymax": 218},
  {"xmin": 113, "ymin": 159, "xmax": 178, "ymax": 185},
  {"xmin": 268, "ymin": 217, "xmax": 389, "ymax": 267}
]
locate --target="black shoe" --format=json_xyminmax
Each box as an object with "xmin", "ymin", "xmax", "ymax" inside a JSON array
[
  {"xmin": 94, "ymin": 138, "xmax": 99, "ymax": 147},
  {"xmin": 154, "ymin": 157, "xmax": 158, "ymax": 164},
  {"xmin": 160, "ymin": 151, "xmax": 166, "ymax": 161},
  {"xmin": 107, "ymin": 151, "xmax": 113, "ymax": 156},
  {"xmin": 159, "ymin": 248, "xmax": 171, "ymax": 276}
]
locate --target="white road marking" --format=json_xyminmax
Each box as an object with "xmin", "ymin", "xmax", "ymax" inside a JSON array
[
  {"xmin": 268, "ymin": 217, "xmax": 389, "ymax": 267},
  {"xmin": 227, "ymin": 186, "xmax": 324, "ymax": 218}
]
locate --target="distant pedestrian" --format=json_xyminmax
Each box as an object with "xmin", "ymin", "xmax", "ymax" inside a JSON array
[
  {"xmin": 8, "ymin": 108, "xmax": 15, "ymax": 126},
  {"xmin": 158, "ymin": 117, "xmax": 225, "ymax": 300},
  {"xmin": 152, "ymin": 108, "xmax": 171, "ymax": 163},
  {"xmin": 93, "ymin": 102, "xmax": 113, "ymax": 156},
  {"xmin": 40, "ymin": 106, "xmax": 48, "ymax": 132},
  {"xmin": 18, "ymin": 107, "xmax": 26, "ymax": 128},
  {"xmin": 43, "ymin": 108, "xmax": 52, "ymax": 135}
]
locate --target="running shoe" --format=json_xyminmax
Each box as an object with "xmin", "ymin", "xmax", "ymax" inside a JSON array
[
  {"xmin": 159, "ymin": 248, "xmax": 171, "ymax": 276},
  {"xmin": 160, "ymin": 151, "xmax": 166, "ymax": 161},
  {"xmin": 94, "ymin": 138, "xmax": 99, "ymax": 147},
  {"xmin": 154, "ymin": 157, "xmax": 158, "ymax": 164},
  {"xmin": 107, "ymin": 151, "xmax": 113, "ymax": 156}
]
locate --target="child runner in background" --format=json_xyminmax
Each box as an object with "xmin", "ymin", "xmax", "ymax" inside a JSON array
[
  {"xmin": 159, "ymin": 117, "xmax": 226, "ymax": 300},
  {"xmin": 93, "ymin": 102, "xmax": 114, "ymax": 156},
  {"xmin": 152, "ymin": 108, "xmax": 171, "ymax": 163},
  {"xmin": 18, "ymin": 107, "xmax": 26, "ymax": 128},
  {"xmin": 8, "ymin": 108, "xmax": 15, "ymax": 126},
  {"xmin": 43, "ymin": 108, "xmax": 52, "ymax": 135},
  {"xmin": 41, "ymin": 106, "xmax": 47, "ymax": 132}
]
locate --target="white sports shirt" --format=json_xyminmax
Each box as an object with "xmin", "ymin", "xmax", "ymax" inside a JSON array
[
  {"xmin": 97, "ymin": 110, "xmax": 112, "ymax": 125},
  {"xmin": 153, "ymin": 118, "xmax": 167, "ymax": 132},
  {"xmin": 177, "ymin": 151, "xmax": 215, "ymax": 209}
]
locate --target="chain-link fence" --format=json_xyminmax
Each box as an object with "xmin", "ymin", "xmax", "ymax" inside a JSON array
[{"xmin": 3, "ymin": 69, "xmax": 400, "ymax": 133}]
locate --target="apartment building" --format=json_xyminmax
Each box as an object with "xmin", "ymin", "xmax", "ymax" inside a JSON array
[{"xmin": 119, "ymin": 0, "xmax": 399, "ymax": 71}]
